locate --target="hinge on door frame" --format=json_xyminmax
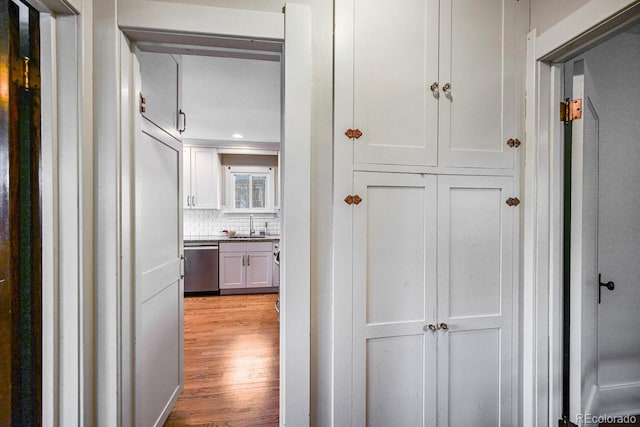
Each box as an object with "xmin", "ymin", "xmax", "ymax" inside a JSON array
[
  {"xmin": 10, "ymin": 56, "xmax": 40, "ymax": 90},
  {"xmin": 560, "ymin": 98, "xmax": 582, "ymax": 125},
  {"xmin": 139, "ymin": 92, "xmax": 147, "ymax": 113}
]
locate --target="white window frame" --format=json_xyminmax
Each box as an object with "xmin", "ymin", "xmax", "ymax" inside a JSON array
[{"xmin": 226, "ymin": 165, "xmax": 275, "ymax": 212}]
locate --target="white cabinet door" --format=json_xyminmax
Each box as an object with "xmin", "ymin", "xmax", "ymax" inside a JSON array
[
  {"xmin": 139, "ymin": 51, "xmax": 182, "ymax": 140},
  {"xmin": 337, "ymin": 0, "xmax": 524, "ymax": 170},
  {"xmin": 436, "ymin": 175, "xmax": 515, "ymax": 426},
  {"xmin": 336, "ymin": 0, "xmax": 438, "ymax": 167},
  {"xmin": 246, "ymin": 251, "xmax": 273, "ymax": 288},
  {"xmin": 219, "ymin": 252, "xmax": 245, "ymax": 289},
  {"xmin": 438, "ymin": 0, "xmax": 519, "ymax": 168},
  {"xmin": 352, "ymin": 172, "xmax": 437, "ymax": 426},
  {"xmin": 189, "ymin": 147, "xmax": 220, "ymax": 209}
]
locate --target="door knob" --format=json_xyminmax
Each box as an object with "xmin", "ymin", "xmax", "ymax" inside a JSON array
[
  {"xmin": 598, "ymin": 273, "xmax": 615, "ymax": 303},
  {"xmin": 424, "ymin": 324, "xmax": 437, "ymax": 332},
  {"xmin": 437, "ymin": 322, "xmax": 449, "ymax": 331}
]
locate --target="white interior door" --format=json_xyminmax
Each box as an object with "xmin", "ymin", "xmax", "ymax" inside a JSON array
[
  {"xmin": 596, "ymin": 41, "xmax": 640, "ymax": 414},
  {"xmin": 134, "ymin": 57, "xmax": 184, "ymax": 426},
  {"xmin": 436, "ymin": 175, "xmax": 514, "ymax": 426},
  {"xmin": 352, "ymin": 172, "xmax": 437, "ymax": 426},
  {"xmin": 569, "ymin": 59, "xmax": 600, "ymax": 423}
]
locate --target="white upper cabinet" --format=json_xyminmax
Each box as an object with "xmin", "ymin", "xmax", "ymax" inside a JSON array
[
  {"xmin": 350, "ymin": 0, "xmax": 438, "ymax": 167},
  {"xmin": 336, "ymin": 0, "xmax": 524, "ymax": 169},
  {"xmin": 183, "ymin": 146, "xmax": 221, "ymax": 210},
  {"xmin": 437, "ymin": 0, "xmax": 519, "ymax": 168},
  {"xmin": 336, "ymin": 0, "xmax": 438, "ymax": 167},
  {"xmin": 139, "ymin": 51, "xmax": 183, "ymax": 140}
]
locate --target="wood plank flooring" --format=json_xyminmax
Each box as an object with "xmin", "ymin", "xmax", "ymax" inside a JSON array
[{"xmin": 164, "ymin": 293, "xmax": 280, "ymax": 427}]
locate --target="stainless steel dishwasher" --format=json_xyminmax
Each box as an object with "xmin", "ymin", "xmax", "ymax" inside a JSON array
[{"xmin": 184, "ymin": 241, "xmax": 219, "ymax": 293}]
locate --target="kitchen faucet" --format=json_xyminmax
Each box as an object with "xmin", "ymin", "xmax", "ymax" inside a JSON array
[{"xmin": 249, "ymin": 214, "xmax": 255, "ymax": 236}]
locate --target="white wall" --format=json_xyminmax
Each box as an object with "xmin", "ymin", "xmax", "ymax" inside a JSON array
[
  {"xmin": 182, "ymin": 55, "xmax": 281, "ymax": 143},
  {"xmin": 579, "ymin": 29, "xmax": 640, "ymax": 414},
  {"xmin": 530, "ymin": 0, "xmax": 590, "ymax": 33}
]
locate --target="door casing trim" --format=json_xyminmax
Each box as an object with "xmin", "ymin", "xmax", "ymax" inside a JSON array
[{"xmin": 523, "ymin": 1, "xmax": 640, "ymax": 425}]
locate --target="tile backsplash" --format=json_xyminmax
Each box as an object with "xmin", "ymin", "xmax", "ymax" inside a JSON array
[{"xmin": 184, "ymin": 209, "xmax": 280, "ymax": 237}]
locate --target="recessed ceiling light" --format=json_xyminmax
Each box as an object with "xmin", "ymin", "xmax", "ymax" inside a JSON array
[{"xmin": 232, "ymin": 133, "xmax": 244, "ymax": 139}]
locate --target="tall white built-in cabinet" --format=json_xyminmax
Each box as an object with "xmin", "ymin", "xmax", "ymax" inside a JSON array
[{"xmin": 334, "ymin": 0, "xmax": 527, "ymax": 425}]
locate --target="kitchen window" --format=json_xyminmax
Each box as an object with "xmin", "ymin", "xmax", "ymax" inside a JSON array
[{"xmin": 226, "ymin": 166, "xmax": 275, "ymax": 212}]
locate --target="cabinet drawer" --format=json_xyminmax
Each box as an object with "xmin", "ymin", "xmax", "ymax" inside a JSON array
[{"xmin": 219, "ymin": 241, "xmax": 273, "ymax": 253}]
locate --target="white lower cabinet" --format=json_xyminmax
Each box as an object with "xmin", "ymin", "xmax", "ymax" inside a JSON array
[
  {"xmin": 351, "ymin": 172, "xmax": 515, "ymax": 426},
  {"xmin": 219, "ymin": 241, "xmax": 274, "ymax": 291},
  {"xmin": 435, "ymin": 175, "xmax": 514, "ymax": 426}
]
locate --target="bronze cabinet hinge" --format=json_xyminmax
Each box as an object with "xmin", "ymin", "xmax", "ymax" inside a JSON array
[
  {"xmin": 345, "ymin": 128, "xmax": 363, "ymax": 139},
  {"xmin": 507, "ymin": 138, "xmax": 521, "ymax": 148},
  {"xmin": 506, "ymin": 197, "xmax": 520, "ymax": 207},
  {"xmin": 344, "ymin": 194, "xmax": 362, "ymax": 205},
  {"xmin": 560, "ymin": 98, "xmax": 582, "ymax": 124}
]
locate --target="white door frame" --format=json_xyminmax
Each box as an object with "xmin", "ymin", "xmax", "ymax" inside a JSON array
[
  {"xmin": 35, "ymin": 0, "xmax": 95, "ymax": 424},
  {"xmin": 522, "ymin": 1, "xmax": 640, "ymax": 425},
  {"xmin": 109, "ymin": 3, "xmax": 311, "ymax": 426}
]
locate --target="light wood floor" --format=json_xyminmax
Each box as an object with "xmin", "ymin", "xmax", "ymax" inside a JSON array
[{"xmin": 164, "ymin": 293, "xmax": 280, "ymax": 427}]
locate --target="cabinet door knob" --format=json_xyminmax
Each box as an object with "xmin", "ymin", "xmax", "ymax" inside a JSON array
[
  {"xmin": 437, "ymin": 323, "xmax": 449, "ymax": 331},
  {"xmin": 424, "ymin": 324, "xmax": 437, "ymax": 332},
  {"xmin": 429, "ymin": 82, "xmax": 439, "ymax": 97},
  {"xmin": 442, "ymin": 82, "xmax": 451, "ymax": 94}
]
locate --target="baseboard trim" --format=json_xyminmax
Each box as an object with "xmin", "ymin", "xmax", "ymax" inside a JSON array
[{"xmin": 599, "ymin": 381, "xmax": 640, "ymax": 416}]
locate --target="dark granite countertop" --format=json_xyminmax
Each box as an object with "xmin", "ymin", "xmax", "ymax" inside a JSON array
[{"xmin": 184, "ymin": 235, "xmax": 280, "ymax": 244}]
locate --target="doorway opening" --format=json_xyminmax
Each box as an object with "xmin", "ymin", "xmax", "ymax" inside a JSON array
[
  {"xmin": 0, "ymin": 0, "xmax": 42, "ymax": 424},
  {"xmin": 560, "ymin": 19, "xmax": 640, "ymax": 424},
  {"xmin": 134, "ymin": 37, "xmax": 283, "ymax": 426}
]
